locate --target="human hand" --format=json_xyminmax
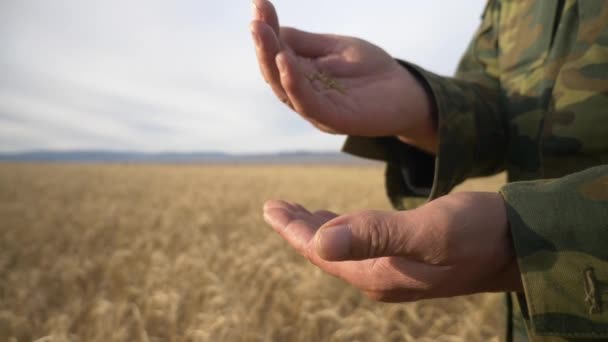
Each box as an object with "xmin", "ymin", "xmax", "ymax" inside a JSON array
[
  {"xmin": 263, "ymin": 192, "xmax": 522, "ymax": 302},
  {"xmin": 250, "ymin": 0, "xmax": 437, "ymax": 153}
]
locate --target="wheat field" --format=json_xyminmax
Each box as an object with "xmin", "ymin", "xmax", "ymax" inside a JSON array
[{"xmin": 0, "ymin": 163, "xmax": 507, "ymax": 342}]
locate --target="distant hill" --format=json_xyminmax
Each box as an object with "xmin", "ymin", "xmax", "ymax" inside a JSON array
[{"xmin": 0, "ymin": 150, "xmax": 379, "ymax": 165}]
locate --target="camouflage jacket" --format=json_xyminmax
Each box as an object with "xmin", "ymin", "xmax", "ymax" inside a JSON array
[{"xmin": 343, "ymin": 0, "xmax": 608, "ymax": 341}]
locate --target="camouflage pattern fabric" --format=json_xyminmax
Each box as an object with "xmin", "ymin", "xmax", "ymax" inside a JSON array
[{"xmin": 343, "ymin": 0, "xmax": 608, "ymax": 340}]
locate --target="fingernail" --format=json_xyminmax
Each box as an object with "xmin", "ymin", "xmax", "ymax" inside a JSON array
[
  {"xmin": 316, "ymin": 225, "xmax": 351, "ymax": 260},
  {"xmin": 263, "ymin": 211, "xmax": 278, "ymax": 228},
  {"xmin": 263, "ymin": 208, "xmax": 290, "ymax": 228},
  {"xmin": 263, "ymin": 211, "xmax": 273, "ymax": 224}
]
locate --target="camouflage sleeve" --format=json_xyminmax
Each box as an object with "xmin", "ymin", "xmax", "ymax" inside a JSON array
[
  {"xmin": 500, "ymin": 165, "xmax": 608, "ymax": 339},
  {"xmin": 343, "ymin": 0, "xmax": 505, "ymax": 209}
]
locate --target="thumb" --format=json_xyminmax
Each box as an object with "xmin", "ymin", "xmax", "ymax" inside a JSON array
[
  {"xmin": 314, "ymin": 211, "xmax": 414, "ymax": 261},
  {"xmin": 280, "ymin": 27, "xmax": 338, "ymax": 58}
]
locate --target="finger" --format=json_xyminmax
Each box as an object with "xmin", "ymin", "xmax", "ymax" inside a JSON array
[
  {"xmin": 263, "ymin": 206, "xmax": 318, "ymax": 257},
  {"xmin": 263, "ymin": 206, "xmax": 292, "ymax": 229},
  {"xmin": 263, "ymin": 205, "xmax": 362, "ymax": 279},
  {"xmin": 292, "ymin": 203, "xmax": 312, "ymax": 215},
  {"xmin": 263, "ymin": 204, "xmax": 436, "ymax": 293},
  {"xmin": 253, "ymin": 0, "xmax": 280, "ymax": 35},
  {"xmin": 263, "ymin": 201, "xmax": 317, "ymax": 230},
  {"xmin": 264, "ymin": 199, "xmax": 297, "ymax": 212},
  {"xmin": 280, "ymin": 27, "xmax": 338, "ymax": 58},
  {"xmin": 250, "ymin": 21, "xmax": 289, "ymax": 102},
  {"xmin": 313, "ymin": 210, "xmax": 420, "ymax": 262},
  {"xmin": 263, "ymin": 203, "xmax": 342, "ymax": 265}
]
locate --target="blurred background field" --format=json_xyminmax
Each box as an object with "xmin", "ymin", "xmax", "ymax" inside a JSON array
[
  {"xmin": 1, "ymin": 1, "xmax": 498, "ymax": 340},
  {"xmin": 0, "ymin": 163, "xmax": 506, "ymax": 342}
]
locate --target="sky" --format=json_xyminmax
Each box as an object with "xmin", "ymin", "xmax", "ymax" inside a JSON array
[{"xmin": 0, "ymin": 0, "xmax": 486, "ymax": 153}]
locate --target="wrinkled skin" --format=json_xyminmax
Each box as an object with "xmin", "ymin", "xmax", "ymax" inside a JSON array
[
  {"xmin": 251, "ymin": 0, "xmax": 522, "ymax": 302},
  {"xmin": 263, "ymin": 192, "xmax": 522, "ymax": 302},
  {"xmin": 253, "ymin": 0, "xmax": 608, "ymax": 339}
]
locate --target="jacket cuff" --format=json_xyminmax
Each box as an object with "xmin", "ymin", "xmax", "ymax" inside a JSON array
[
  {"xmin": 342, "ymin": 136, "xmax": 434, "ymax": 210},
  {"xmin": 398, "ymin": 60, "xmax": 479, "ymax": 199},
  {"xmin": 500, "ymin": 166, "xmax": 608, "ymax": 338},
  {"xmin": 342, "ymin": 136, "xmax": 390, "ymax": 162}
]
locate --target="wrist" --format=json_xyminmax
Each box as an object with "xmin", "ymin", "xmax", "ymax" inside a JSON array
[{"xmin": 393, "ymin": 62, "xmax": 438, "ymax": 154}]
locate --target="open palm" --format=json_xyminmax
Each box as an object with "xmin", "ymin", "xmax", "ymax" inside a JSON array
[
  {"xmin": 250, "ymin": 0, "xmax": 432, "ymax": 139},
  {"xmin": 263, "ymin": 195, "xmax": 522, "ymax": 302},
  {"xmin": 262, "ymin": 200, "xmax": 451, "ymax": 302}
]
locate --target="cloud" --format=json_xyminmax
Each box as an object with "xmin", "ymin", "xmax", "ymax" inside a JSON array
[{"xmin": 0, "ymin": 0, "xmax": 485, "ymax": 153}]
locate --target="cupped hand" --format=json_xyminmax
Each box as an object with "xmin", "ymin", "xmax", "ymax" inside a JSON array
[
  {"xmin": 250, "ymin": 0, "xmax": 437, "ymax": 152},
  {"xmin": 263, "ymin": 192, "xmax": 522, "ymax": 302}
]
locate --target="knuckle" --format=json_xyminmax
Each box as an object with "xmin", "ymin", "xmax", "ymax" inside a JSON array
[
  {"xmin": 367, "ymin": 224, "xmax": 383, "ymax": 258},
  {"xmin": 358, "ymin": 211, "xmax": 391, "ymax": 258}
]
